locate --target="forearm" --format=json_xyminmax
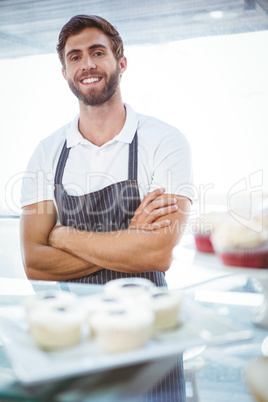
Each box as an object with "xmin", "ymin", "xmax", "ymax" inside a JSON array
[
  {"xmin": 50, "ymin": 225, "xmax": 178, "ymax": 274},
  {"xmin": 20, "ymin": 201, "xmax": 102, "ymax": 281},
  {"xmin": 23, "ymin": 244, "xmax": 102, "ymax": 281},
  {"xmin": 48, "ymin": 194, "xmax": 191, "ymax": 275}
]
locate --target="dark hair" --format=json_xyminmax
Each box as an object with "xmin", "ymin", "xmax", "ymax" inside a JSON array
[{"xmin": 57, "ymin": 15, "xmax": 124, "ymax": 68}]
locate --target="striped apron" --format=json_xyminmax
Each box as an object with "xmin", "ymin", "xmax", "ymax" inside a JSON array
[{"xmin": 54, "ymin": 131, "xmax": 186, "ymax": 401}]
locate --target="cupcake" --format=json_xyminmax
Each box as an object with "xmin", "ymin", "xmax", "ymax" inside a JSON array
[
  {"xmin": 193, "ymin": 211, "xmax": 227, "ymax": 253},
  {"xmin": 27, "ymin": 305, "xmax": 85, "ymax": 350},
  {"xmin": 90, "ymin": 305, "xmax": 154, "ymax": 353},
  {"xmin": 211, "ymin": 218, "xmax": 268, "ymax": 268},
  {"xmin": 140, "ymin": 287, "xmax": 183, "ymax": 331},
  {"xmin": 253, "ymin": 210, "xmax": 268, "ymax": 231},
  {"xmin": 83, "ymin": 293, "xmax": 127, "ymax": 316},
  {"xmin": 245, "ymin": 357, "xmax": 268, "ymax": 402},
  {"xmin": 23, "ymin": 290, "xmax": 77, "ymax": 316},
  {"xmin": 82, "ymin": 293, "xmax": 133, "ymax": 337},
  {"xmin": 103, "ymin": 277, "xmax": 156, "ymax": 299}
]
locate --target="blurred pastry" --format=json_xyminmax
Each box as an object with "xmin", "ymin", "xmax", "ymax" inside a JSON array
[
  {"xmin": 103, "ymin": 277, "xmax": 156, "ymax": 298},
  {"xmin": 211, "ymin": 218, "xmax": 268, "ymax": 268},
  {"xmin": 140, "ymin": 287, "xmax": 183, "ymax": 330},
  {"xmin": 82, "ymin": 293, "xmax": 134, "ymax": 337},
  {"xmin": 91, "ymin": 305, "xmax": 154, "ymax": 353},
  {"xmin": 28, "ymin": 304, "xmax": 85, "ymax": 350},
  {"xmin": 245, "ymin": 357, "xmax": 268, "ymax": 402},
  {"xmin": 23, "ymin": 290, "xmax": 77, "ymax": 316},
  {"xmin": 193, "ymin": 211, "xmax": 227, "ymax": 253}
]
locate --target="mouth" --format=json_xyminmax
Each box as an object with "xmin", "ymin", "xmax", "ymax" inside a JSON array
[{"xmin": 80, "ymin": 77, "xmax": 102, "ymax": 84}]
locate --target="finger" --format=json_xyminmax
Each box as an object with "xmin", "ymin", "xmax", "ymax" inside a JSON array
[
  {"xmin": 147, "ymin": 197, "xmax": 177, "ymax": 213},
  {"xmin": 140, "ymin": 220, "xmax": 172, "ymax": 231},
  {"xmin": 150, "ymin": 204, "xmax": 178, "ymax": 218},
  {"xmin": 151, "ymin": 219, "xmax": 171, "ymax": 229},
  {"xmin": 138, "ymin": 188, "xmax": 166, "ymax": 210},
  {"xmin": 133, "ymin": 202, "xmax": 178, "ymax": 224},
  {"xmin": 142, "ymin": 200, "xmax": 177, "ymax": 217},
  {"xmin": 140, "ymin": 198, "xmax": 176, "ymax": 217},
  {"xmin": 139, "ymin": 204, "xmax": 177, "ymax": 223}
]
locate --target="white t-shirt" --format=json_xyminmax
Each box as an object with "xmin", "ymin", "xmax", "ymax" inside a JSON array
[{"xmin": 20, "ymin": 104, "xmax": 194, "ymax": 208}]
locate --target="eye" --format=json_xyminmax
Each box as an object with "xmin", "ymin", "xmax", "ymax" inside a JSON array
[
  {"xmin": 93, "ymin": 51, "xmax": 104, "ymax": 57},
  {"xmin": 70, "ymin": 55, "xmax": 80, "ymax": 62}
]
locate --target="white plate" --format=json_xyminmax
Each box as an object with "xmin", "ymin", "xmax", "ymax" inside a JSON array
[{"xmin": 0, "ymin": 298, "xmax": 252, "ymax": 385}]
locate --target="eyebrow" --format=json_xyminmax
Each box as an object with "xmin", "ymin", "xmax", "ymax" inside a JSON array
[{"xmin": 66, "ymin": 44, "xmax": 107, "ymax": 59}]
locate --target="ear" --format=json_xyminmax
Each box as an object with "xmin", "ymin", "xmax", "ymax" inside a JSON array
[
  {"xmin": 118, "ymin": 56, "xmax": 127, "ymax": 74},
  {"xmin": 62, "ymin": 68, "xmax": 67, "ymax": 80}
]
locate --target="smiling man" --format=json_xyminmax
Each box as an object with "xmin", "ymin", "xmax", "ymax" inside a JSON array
[
  {"xmin": 20, "ymin": 15, "xmax": 193, "ymax": 400},
  {"xmin": 20, "ymin": 14, "xmax": 193, "ymax": 284}
]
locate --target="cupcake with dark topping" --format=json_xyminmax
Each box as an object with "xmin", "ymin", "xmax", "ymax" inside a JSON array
[
  {"xmin": 23, "ymin": 290, "xmax": 77, "ymax": 316},
  {"xmin": 82, "ymin": 293, "xmax": 134, "ymax": 338},
  {"xmin": 27, "ymin": 305, "xmax": 85, "ymax": 350},
  {"xmin": 103, "ymin": 277, "xmax": 156, "ymax": 299},
  {"xmin": 140, "ymin": 287, "xmax": 183, "ymax": 330},
  {"xmin": 90, "ymin": 305, "xmax": 154, "ymax": 353}
]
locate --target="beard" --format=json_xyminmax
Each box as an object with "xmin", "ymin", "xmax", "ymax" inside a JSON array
[{"xmin": 67, "ymin": 65, "xmax": 120, "ymax": 106}]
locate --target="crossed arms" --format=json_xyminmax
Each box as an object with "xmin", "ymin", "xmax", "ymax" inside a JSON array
[{"xmin": 20, "ymin": 189, "xmax": 191, "ymax": 281}]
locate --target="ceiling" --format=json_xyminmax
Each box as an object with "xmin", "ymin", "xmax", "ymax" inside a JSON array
[{"xmin": 1, "ymin": 0, "xmax": 268, "ymax": 60}]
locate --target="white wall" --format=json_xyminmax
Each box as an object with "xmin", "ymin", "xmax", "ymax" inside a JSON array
[{"xmin": 121, "ymin": 30, "xmax": 268, "ymax": 214}]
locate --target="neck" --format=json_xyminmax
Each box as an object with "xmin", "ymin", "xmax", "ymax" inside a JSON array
[{"xmin": 78, "ymin": 93, "xmax": 126, "ymax": 147}]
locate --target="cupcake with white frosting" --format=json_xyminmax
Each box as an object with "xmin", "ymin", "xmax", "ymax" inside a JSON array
[
  {"xmin": 91, "ymin": 305, "xmax": 154, "ymax": 353},
  {"xmin": 193, "ymin": 211, "xmax": 227, "ymax": 253},
  {"xmin": 82, "ymin": 293, "xmax": 133, "ymax": 337},
  {"xmin": 252, "ymin": 210, "xmax": 268, "ymax": 231},
  {"xmin": 211, "ymin": 218, "xmax": 268, "ymax": 268},
  {"xmin": 140, "ymin": 287, "xmax": 183, "ymax": 331},
  {"xmin": 103, "ymin": 277, "xmax": 156, "ymax": 299},
  {"xmin": 28, "ymin": 305, "xmax": 85, "ymax": 350},
  {"xmin": 245, "ymin": 357, "xmax": 268, "ymax": 402},
  {"xmin": 23, "ymin": 290, "xmax": 77, "ymax": 316}
]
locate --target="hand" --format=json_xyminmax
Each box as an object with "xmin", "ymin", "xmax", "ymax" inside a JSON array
[{"xmin": 129, "ymin": 188, "xmax": 178, "ymax": 231}]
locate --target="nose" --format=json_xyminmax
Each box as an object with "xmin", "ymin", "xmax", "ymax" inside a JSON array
[{"xmin": 81, "ymin": 56, "xmax": 96, "ymax": 71}]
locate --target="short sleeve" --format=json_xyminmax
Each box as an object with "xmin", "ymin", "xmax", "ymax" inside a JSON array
[
  {"xmin": 20, "ymin": 143, "xmax": 55, "ymax": 208},
  {"xmin": 149, "ymin": 130, "xmax": 194, "ymax": 201}
]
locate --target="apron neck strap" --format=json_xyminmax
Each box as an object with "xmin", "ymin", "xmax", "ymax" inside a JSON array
[{"xmin": 128, "ymin": 130, "xmax": 138, "ymax": 181}]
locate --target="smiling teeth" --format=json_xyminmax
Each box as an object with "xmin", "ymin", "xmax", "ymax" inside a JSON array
[{"xmin": 82, "ymin": 77, "xmax": 100, "ymax": 84}]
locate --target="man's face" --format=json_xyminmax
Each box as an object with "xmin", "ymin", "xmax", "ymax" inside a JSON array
[{"xmin": 62, "ymin": 27, "xmax": 126, "ymax": 106}]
